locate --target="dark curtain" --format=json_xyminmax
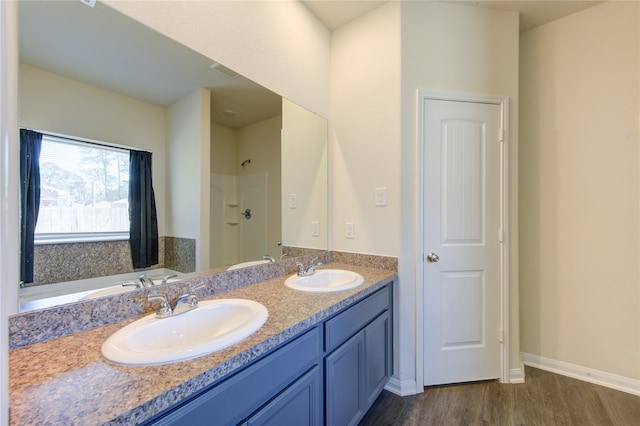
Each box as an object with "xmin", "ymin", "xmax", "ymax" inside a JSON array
[
  {"xmin": 19, "ymin": 129, "xmax": 43, "ymax": 283},
  {"xmin": 129, "ymin": 150, "xmax": 158, "ymax": 269}
]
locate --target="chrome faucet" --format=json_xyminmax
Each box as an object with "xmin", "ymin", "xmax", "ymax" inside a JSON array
[
  {"xmin": 160, "ymin": 273, "xmax": 178, "ymax": 285},
  {"xmin": 138, "ymin": 274, "xmax": 155, "ymax": 287},
  {"xmin": 296, "ymin": 257, "xmax": 324, "ymax": 277},
  {"xmin": 262, "ymin": 255, "xmax": 275, "ymax": 262},
  {"xmin": 148, "ymin": 283, "xmax": 206, "ymax": 319},
  {"xmin": 122, "ymin": 280, "xmax": 143, "ymax": 289}
]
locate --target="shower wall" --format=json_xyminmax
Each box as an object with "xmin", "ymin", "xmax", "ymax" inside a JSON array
[{"xmin": 210, "ymin": 116, "xmax": 282, "ymax": 269}]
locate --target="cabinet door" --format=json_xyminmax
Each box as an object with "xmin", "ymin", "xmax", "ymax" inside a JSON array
[
  {"xmin": 245, "ymin": 367, "xmax": 321, "ymax": 426},
  {"xmin": 364, "ymin": 311, "xmax": 392, "ymax": 407},
  {"xmin": 325, "ymin": 331, "xmax": 365, "ymax": 426},
  {"xmin": 147, "ymin": 329, "xmax": 319, "ymax": 426}
]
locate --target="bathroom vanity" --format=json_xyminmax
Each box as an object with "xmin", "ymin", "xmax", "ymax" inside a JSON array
[
  {"xmin": 9, "ymin": 264, "xmax": 395, "ymax": 425},
  {"xmin": 147, "ymin": 283, "xmax": 391, "ymax": 425}
]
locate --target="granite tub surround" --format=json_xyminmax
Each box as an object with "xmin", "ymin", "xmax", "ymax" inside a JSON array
[
  {"xmin": 163, "ymin": 236, "xmax": 196, "ymax": 273},
  {"xmin": 30, "ymin": 239, "xmax": 148, "ymax": 286},
  {"xmin": 29, "ymin": 236, "xmax": 197, "ymax": 288},
  {"xmin": 9, "ymin": 264, "xmax": 396, "ymax": 425},
  {"xmin": 9, "ymin": 252, "xmax": 332, "ymax": 348}
]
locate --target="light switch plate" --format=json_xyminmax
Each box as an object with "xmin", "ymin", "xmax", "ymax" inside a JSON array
[
  {"xmin": 375, "ymin": 187, "xmax": 387, "ymax": 206},
  {"xmin": 345, "ymin": 222, "xmax": 355, "ymax": 239},
  {"xmin": 312, "ymin": 221, "xmax": 319, "ymax": 237}
]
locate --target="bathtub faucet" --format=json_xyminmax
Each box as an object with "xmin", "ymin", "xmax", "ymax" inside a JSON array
[
  {"xmin": 138, "ymin": 274, "xmax": 155, "ymax": 287},
  {"xmin": 122, "ymin": 281, "xmax": 143, "ymax": 289},
  {"xmin": 160, "ymin": 273, "xmax": 178, "ymax": 285}
]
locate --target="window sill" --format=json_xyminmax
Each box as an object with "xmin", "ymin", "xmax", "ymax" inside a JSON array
[{"xmin": 35, "ymin": 233, "xmax": 129, "ymax": 245}]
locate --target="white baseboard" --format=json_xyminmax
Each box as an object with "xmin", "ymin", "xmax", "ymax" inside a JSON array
[
  {"xmin": 508, "ymin": 361, "xmax": 525, "ymax": 383},
  {"xmin": 385, "ymin": 377, "xmax": 418, "ymax": 396},
  {"xmin": 521, "ymin": 352, "xmax": 640, "ymax": 396}
]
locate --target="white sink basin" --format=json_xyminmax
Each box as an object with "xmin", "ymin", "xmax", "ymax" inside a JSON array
[
  {"xmin": 227, "ymin": 260, "xmax": 271, "ymax": 271},
  {"xmin": 101, "ymin": 299, "xmax": 268, "ymax": 366},
  {"xmin": 285, "ymin": 269, "xmax": 365, "ymax": 293}
]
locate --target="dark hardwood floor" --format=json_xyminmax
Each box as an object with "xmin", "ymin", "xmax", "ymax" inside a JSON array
[{"xmin": 359, "ymin": 366, "xmax": 640, "ymax": 425}]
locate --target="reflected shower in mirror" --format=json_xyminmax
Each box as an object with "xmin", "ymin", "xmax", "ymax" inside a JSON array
[{"xmin": 18, "ymin": 0, "xmax": 327, "ymax": 312}]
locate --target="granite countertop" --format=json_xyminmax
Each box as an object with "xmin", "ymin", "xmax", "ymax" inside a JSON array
[{"xmin": 9, "ymin": 263, "xmax": 396, "ymax": 425}]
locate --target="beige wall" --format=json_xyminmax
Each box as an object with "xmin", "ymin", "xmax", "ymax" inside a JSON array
[
  {"xmin": 211, "ymin": 123, "xmax": 237, "ymax": 176},
  {"xmin": 331, "ymin": 2, "xmax": 401, "ymax": 257},
  {"xmin": 282, "ymin": 99, "xmax": 328, "ymax": 250},
  {"xmin": 520, "ymin": 2, "xmax": 640, "ymax": 381},
  {"xmin": 19, "ymin": 63, "xmax": 168, "ymax": 235},
  {"xmin": 167, "ymin": 88, "xmax": 211, "ymax": 270}
]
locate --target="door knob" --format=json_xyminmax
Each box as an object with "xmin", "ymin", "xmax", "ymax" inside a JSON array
[{"xmin": 426, "ymin": 252, "xmax": 440, "ymax": 263}]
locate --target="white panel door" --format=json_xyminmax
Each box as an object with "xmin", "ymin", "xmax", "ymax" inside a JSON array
[{"xmin": 423, "ymin": 99, "xmax": 502, "ymax": 385}]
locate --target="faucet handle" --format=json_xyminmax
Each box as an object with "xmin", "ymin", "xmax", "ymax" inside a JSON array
[
  {"xmin": 148, "ymin": 294, "xmax": 172, "ymax": 318},
  {"xmin": 122, "ymin": 281, "xmax": 141, "ymax": 288},
  {"xmin": 160, "ymin": 273, "xmax": 178, "ymax": 285}
]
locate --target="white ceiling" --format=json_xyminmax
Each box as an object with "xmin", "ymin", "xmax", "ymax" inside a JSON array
[
  {"xmin": 303, "ymin": 1, "xmax": 604, "ymax": 32},
  {"xmin": 19, "ymin": 1, "xmax": 604, "ymax": 130},
  {"xmin": 304, "ymin": 1, "xmax": 388, "ymax": 30}
]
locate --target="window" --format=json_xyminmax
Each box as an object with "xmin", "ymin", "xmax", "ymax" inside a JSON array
[{"xmin": 35, "ymin": 135, "xmax": 130, "ymax": 243}]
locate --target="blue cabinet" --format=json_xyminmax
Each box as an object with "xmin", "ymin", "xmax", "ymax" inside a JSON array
[
  {"xmin": 364, "ymin": 311, "xmax": 392, "ymax": 407},
  {"xmin": 147, "ymin": 329, "xmax": 321, "ymax": 426},
  {"xmin": 325, "ymin": 311, "xmax": 392, "ymax": 426},
  {"xmin": 147, "ymin": 282, "xmax": 392, "ymax": 426},
  {"xmin": 244, "ymin": 367, "xmax": 321, "ymax": 426},
  {"xmin": 325, "ymin": 330, "xmax": 366, "ymax": 425}
]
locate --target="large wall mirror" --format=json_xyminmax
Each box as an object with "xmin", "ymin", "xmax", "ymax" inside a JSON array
[{"xmin": 18, "ymin": 1, "xmax": 328, "ymax": 312}]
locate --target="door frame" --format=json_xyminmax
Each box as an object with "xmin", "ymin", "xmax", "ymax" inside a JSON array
[{"xmin": 415, "ymin": 90, "xmax": 510, "ymax": 388}]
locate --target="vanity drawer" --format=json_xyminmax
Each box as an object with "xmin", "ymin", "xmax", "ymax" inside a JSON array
[
  {"xmin": 324, "ymin": 285, "xmax": 391, "ymax": 352},
  {"xmin": 149, "ymin": 327, "xmax": 320, "ymax": 426}
]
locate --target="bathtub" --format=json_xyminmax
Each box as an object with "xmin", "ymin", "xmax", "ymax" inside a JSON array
[{"xmin": 19, "ymin": 268, "xmax": 182, "ymax": 312}]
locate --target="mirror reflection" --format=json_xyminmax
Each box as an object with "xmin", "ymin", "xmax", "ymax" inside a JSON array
[{"xmin": 18, "ymin": 1, "xmax": 328, "ymax": 312}]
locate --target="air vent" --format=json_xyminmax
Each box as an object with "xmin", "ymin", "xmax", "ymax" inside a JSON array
[{"xmin": 210, "ymin": 62, "xmax": 240, "ymax": 79}]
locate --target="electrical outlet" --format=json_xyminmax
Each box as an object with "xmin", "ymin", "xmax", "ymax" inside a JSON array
[
  {"xmin": 312, "ymin": 221, "xmax": 319, "ymax": 237},
  {"xmin": 345, "ymin": 222, "xmax": 355, "ymax": 239},
  {"xmin": 289, "ymin": 193, "xmax": 297, "ymax": 209}
]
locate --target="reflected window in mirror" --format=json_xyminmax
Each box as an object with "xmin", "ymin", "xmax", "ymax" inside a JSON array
[
  {"xmin": 20, "ymin": 130, "xmax": 160, "ymax": 289},
  {"xmin": 35, "ymin": 133, "xmax": 130, "ymax": 242}
]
